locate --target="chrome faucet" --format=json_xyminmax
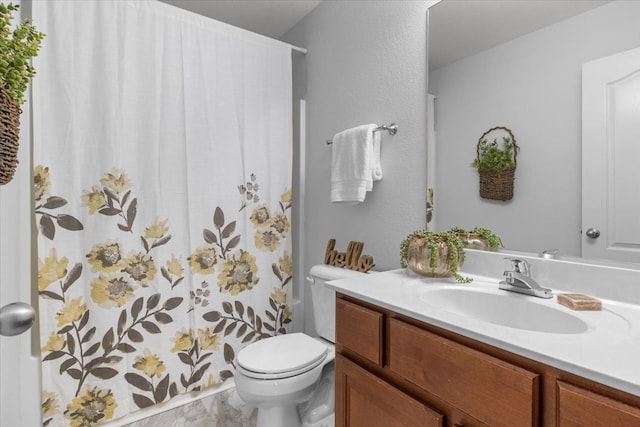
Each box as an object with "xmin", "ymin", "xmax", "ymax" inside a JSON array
[{"xmin": 499, "ymin": 258, "xmax": 553, "ymax": 299}]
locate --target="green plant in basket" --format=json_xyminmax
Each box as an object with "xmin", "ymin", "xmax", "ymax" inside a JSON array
[
  {"xmin": 472, "ymin": 126, "xmax": 518, "ymax": 201},
  {"xmin": 0, "ymin": 2, "xmax": 44, "ymax": 186},
  {"xmin": 471, "ymin": 136, "xmax": 515, "ymax": 170},
  {"xmin": 0, "ymin": 3, "xmax": 45, "ymax": 105}
]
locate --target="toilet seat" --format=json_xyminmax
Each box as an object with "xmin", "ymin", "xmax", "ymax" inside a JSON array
[{"xmin": 237, "ymin": 333, "xmax": 329, "ymax": 380}]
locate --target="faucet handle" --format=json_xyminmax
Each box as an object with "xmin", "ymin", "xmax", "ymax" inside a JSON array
[{"xmin": 505, "ymin": 257, "xmax": 530, "ymax": 276}]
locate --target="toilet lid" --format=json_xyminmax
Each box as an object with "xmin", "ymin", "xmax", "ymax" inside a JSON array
[{"xmin": 237, "ymin": 333, "xmax": 328, "ymax": 378}]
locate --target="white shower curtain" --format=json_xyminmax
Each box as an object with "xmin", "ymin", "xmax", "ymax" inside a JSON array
[{"xmin": 32, "ymin": 1, "xmax": 292, "ymax": 425}]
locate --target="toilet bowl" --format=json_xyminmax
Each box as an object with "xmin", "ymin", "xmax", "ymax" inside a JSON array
[
  {"xmin": 235, "ymin": 333, "xmax": 335, "ymax": 427},
  {"xmin": 234, "ymin": 265, "xmax": 367, "ymax": 427}
]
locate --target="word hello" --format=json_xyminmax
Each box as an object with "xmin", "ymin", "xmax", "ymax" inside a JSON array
[{"xmin": 324, "ymin": 239, "xmax": 375, "ymax": 273}]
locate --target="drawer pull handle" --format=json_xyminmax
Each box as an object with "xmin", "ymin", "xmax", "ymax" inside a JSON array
[{"xmin": 453, "ymin": 424, "xmax": 464, "ymax": 427}]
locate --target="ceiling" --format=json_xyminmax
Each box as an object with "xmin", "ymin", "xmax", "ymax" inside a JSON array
[
  {"xmin": 429, "ymin": 0, "xmax": 613, "ymax": 70},
  {"xmin": 159, "ymin": 0, "xmax": 322, "ymax": 39},
  {"xmin": 159, "ymin": 0, "xmax": 613, "ymax": 70}
]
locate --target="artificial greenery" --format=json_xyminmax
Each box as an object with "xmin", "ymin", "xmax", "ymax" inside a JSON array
[
  {"xmin": 0, "ymin": 3, "xmax": 45, "ymax": 105},
  {"xmin": 400, "ymin": 229, "xmax": 471, "ymax": 283},
  {"xmin": 471, "ymin": 136, "xmax": 515, "ymax": 170},
  {"xmin": 449, "ymin": 226, "xmax": 502, "ymax": 250}
]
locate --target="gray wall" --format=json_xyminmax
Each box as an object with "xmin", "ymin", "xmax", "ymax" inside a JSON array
[
  {"xmin": 429, "ymin": 0, "xmax": 640, "ymax": 256},
  {"xmin": 283, "ymin": 1, "xmax": 434, "ymax": 334}
]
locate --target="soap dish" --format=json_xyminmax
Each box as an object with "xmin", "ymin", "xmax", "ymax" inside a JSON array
[{"xmin": 557, "ymin": 293, "xmax": 602, "ymax": 311}]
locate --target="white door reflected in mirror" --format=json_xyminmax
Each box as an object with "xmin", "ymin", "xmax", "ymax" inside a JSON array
[{"xmin": 582, "ymin": 46, "xmax": 640, "ymax": 262}]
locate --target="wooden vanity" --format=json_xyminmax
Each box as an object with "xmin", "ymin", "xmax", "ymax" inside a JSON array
[{"xmin": 335, "ymin": 294, "xmax": 640, "ymax": 427}]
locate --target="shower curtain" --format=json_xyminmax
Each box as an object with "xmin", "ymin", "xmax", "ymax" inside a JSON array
[{"xmin": 32, "ymin": 1, "xmax": 292, "ymax": 425}]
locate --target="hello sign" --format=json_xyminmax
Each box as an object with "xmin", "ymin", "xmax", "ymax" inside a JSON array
[{"xmin": 324, "ymin": 239, "xmax": 375, "ymax": 273}]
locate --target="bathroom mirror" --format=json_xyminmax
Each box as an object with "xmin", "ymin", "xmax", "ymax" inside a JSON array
[{"xmin": 427, "ymin": 0, "xmax": 640, "ymax": 262}]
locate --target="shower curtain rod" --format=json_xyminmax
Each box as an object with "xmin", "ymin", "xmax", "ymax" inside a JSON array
[{"xmin": 291, "ymin": 44, "xmax": 307, "ymax": 54}]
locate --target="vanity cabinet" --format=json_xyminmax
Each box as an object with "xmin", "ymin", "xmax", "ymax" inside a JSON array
[{"xmin": 335, "ymin": 294, "xmax": 640, "ymax": 427}]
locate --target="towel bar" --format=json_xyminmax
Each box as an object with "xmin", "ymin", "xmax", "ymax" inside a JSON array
[{"xmin": 326, "ymin": 123, "xmax": 398, "ymax": 145}]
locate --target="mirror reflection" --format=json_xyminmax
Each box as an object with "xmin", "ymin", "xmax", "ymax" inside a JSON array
[{"xmin": 428, "ymin": 0, "xmax": 640, "ymax": 263}]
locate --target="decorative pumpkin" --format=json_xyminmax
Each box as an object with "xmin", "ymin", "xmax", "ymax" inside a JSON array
[{"xmin": 400, "ymin": 230, "xmax": 471, "ymax": 283}]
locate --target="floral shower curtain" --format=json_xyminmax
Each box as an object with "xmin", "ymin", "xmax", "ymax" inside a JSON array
[{"xmin": 32, "ymin": 1, "xmax": 292, "ymax": 425}]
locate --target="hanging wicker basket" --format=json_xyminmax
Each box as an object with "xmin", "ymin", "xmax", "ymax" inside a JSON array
[
  {"xmin": 476, "ymin": 126, "xmax": 518, "ymax": 201},
  {"xmin": 0, "ymin": 86, "xmax": 21, "ymax": 186}
]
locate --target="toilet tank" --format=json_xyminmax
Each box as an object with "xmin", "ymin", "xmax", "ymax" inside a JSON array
[{"xmin": 308, "ymin": 265, "xmax": 369, "ymax": 343}]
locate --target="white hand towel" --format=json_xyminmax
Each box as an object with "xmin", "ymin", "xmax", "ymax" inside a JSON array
[
  {"xmin": 330, "ymin": 124, "xmax": 382, "ymax": 203},
  {"xmin": 371, "ymin": 130, "xmax": 383, "ymax": 182}
]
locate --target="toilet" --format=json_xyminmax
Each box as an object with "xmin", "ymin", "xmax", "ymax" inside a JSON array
[{"xmin": 234, "ymin": 264, "xmax": 367, "ymax": 427}]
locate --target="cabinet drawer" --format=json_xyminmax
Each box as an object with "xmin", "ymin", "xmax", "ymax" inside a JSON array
[
  {"xmin": 388, "ymin": 318, "xmax": 539, "ymax": 427},
  {"xmin": 335, "ymin": 297, "xmax": 383, "ymax": 366},
  {"xmin": 336, "ymin": 354, "xmax": 443, "ymax": 427},
  {"xmin": 557, "ymin": 381, "xmax": 640, "ymax": 426}
]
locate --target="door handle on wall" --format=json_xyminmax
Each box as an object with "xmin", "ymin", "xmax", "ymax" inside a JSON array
[{"xmin": 0, "ymin": 302, "xmax": 35, "ymax": 336}]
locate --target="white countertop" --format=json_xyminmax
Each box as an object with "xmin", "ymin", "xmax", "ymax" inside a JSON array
[{"xmin": 327, "ymin": 268, "xmax": 640, "ymax": 397}]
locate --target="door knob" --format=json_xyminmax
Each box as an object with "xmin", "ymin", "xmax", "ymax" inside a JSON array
[
  {"xmin": 585, "ymin": 228, "xmax": 600, "ymax": 239},
  {"xmin": 0, "ymin": 302, "xmax": 35, "ymax": 336}
]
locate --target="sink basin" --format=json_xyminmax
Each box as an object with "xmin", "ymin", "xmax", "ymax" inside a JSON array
[{"xmin": 418, "ymin": 286, "xmax": 589, "ymax": 334}]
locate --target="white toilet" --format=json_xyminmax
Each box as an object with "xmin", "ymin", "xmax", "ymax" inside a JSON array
[{"xmin": 234, "ymin": 264, "xmax": 366, "ymax": 427}]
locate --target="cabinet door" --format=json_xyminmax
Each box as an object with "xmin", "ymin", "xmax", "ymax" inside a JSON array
[
  {"xmin": 557, "ymin": 381, "xmax": 640, "ymax": 426},
  {"xmin": 388, "ymin": 318, "xmax": 539, "ymax": 427},
  {"xmin": 336, "ymin": 354, "xmax": 443, "ymax": 427},
  {"xmin": 336, "ymin": 298, "xmax": 384, "ymax": 366}
]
